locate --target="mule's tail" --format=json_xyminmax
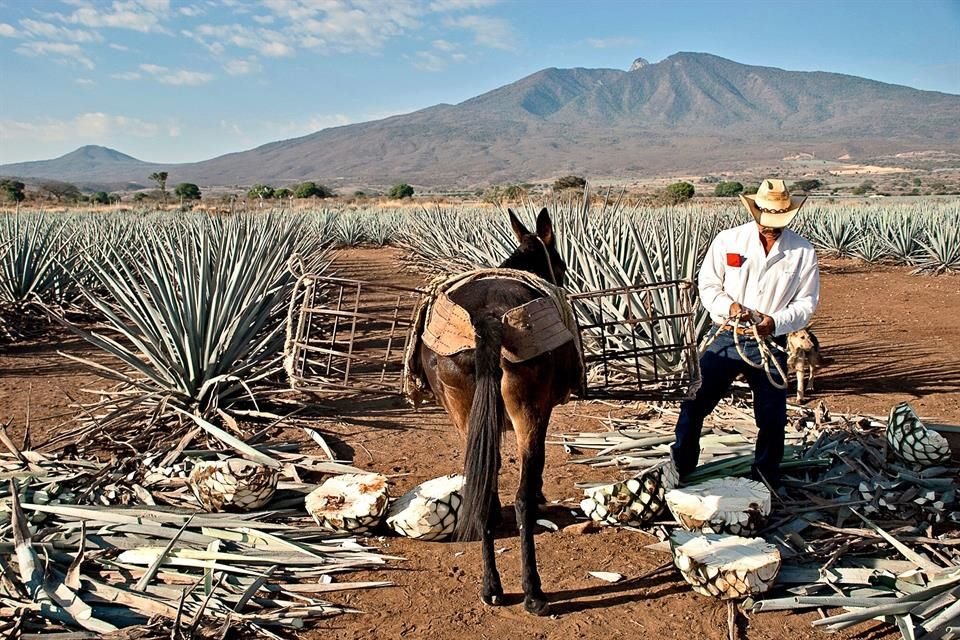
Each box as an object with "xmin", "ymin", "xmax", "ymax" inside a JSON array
[{"xmin": 455, "ymin": 313, "xmax": 505, "ymax": 542}]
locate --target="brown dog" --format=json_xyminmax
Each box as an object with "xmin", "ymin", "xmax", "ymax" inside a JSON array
[{"xmin": 787, "ymin": 328, "xmax": 822, "ymax": 403}]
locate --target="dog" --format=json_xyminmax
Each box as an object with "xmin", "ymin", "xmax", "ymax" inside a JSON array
[{"xmin": 787, "ymin": 327, "xmax": 823, "ymax": 403}]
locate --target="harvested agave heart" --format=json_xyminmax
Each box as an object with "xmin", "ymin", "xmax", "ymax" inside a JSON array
[
  {"xmin": 188, "ymin": 458, "xmax": 278, "ymax": 512},
  {"xmin": 580, "ymin": 459, "xmax": 678, "ymax": 527},
  {"xmin": 305, "ymin": 473, "xmax": 390, "ymax": 534},
  {"xmin": 670, "ymin": 531, "xmax": 780, "ymax": 600},
  {"xmin": 665, "ymin": 476, "xmax": 771, "ymax": 536},
  {"xmin": 386, "ymin": 474, "xmax": 463, "ymax": 541},
  {"xmin": 886, "ymin": 402, "xmax": 951, "ymax": 466}
]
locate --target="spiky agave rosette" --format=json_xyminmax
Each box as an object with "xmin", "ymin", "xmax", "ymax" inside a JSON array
[
  {"xmin": 304, "ymin": 473, "xmax": 390, "ymax": 534},
  {"xmin": 580, "ymin": 459, "xmax": 679, "ymax": 527},
  {"xmin": 670, "ymin": 531, "xmax": 781, "ymax": 600},
  {"xmin": 188, "ymin": 458, "xmax": 279, "ymax": 512},
  {"xmin": 886, "ymin": 402, "xmax": 951, "ymax": 466},
  {"xmin": 665, "ymin": 476, "xmax": 771, "ymax": 536},
  {"xmin": 386, "ymin": 474, "xmax": 464, "ymax": 541}
]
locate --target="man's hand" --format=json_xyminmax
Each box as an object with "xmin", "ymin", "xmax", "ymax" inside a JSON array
[
  {"xmin": 729, "ymin": 302, "xmax": 752, "ymax": 323},
  {"xmin": 755, "ymin": 313, "xmax": 776, "ymax": 337}
]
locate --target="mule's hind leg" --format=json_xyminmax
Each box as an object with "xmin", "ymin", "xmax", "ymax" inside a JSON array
[
  {"xmin": 480, "ymin": 492, "xmax": 504, "ymax": 605},
  {"xmin": 505, "ymin": 390, "xmax": 550, "ymax": 616}
]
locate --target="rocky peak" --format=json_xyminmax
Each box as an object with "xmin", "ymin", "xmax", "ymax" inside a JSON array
[{"xmin": 629, "ymin": 57, "xmax": 650, "ymax": 71}]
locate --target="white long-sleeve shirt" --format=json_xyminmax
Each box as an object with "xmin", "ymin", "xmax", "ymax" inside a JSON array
[{"xmin": 698, "ymin": 221, "xmax": 820, "ymax": 336}]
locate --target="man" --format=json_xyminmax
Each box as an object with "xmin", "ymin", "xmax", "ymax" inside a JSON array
[{"xmin": 672, "ymin": 179, "xmax": 820, "ymax": 488}]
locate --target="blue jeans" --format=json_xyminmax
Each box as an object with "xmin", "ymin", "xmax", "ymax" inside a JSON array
[{"xmin": 671, "ymin": 329, "xmax": 788, "ymax": 486}]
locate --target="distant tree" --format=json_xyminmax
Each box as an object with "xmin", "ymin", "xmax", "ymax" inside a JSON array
[
  {"xmin": 742, "ymin": 183, "xmax": 759, "ymax": 195},
  {"xmin": 913, "ymin": 177, "xmax": 922, "ymax": 186},
  {"xmin": 353, "ymin": 190, "xmax": 366, "ymax": 198},
  {"xmin": 664, "ymin": 181, "xmax": 695, "ymax": 204},
  {"xmin": 91, "ymin": 191, "xmax": 110, "ymax": 205},
  {"xmin": 109, "ymin": 193, "xmax": 121, "ymax": 204},
  {"xmin": 149, "ymin": 171, "xmax": 169, "ymax": 204},
  {"xmin": 852, "ymin": 181, "xmax": 875, "ymax": 196},
  {"xmin": 714, "ymin": 181, "xmax": 744, "ymax": 197},
  {"xmin": 133, "ymin": 192, "xmax": 149, "ymax": 203},
  {"xmin": 38, "ymin": 180, "xmax": 81, "ymax": 203},
  {"xmin": 274, "ymin": 187, "xmax": 293, "ymax": 200},
  {"xmin": 175, "ymin": 182, "xmax": 202, "ymax": 204},
  {"xmin": 792, "ymin": 179, "xmax": 822, "ymax": 193},
  {"xmin": 388, "ymin": 183, "xmax": 414, "ymax": 199},
  {"xmin": 502, "ymin": 184, "xmax": 526, "ymax": 201},
  {"xmin": 553, "ymin": 175, "xmax": 586, "ymax": 192},
  {"xmin": 294, "ymin": 181, "xmax": 334, "ymax": 199},
  {"xmin": 0, "ymin": 179, "xmax": 26, "ymax": 204},
  {"xmin": 247, "ymin": 183, "xmax": 274, "ymax": 207}
]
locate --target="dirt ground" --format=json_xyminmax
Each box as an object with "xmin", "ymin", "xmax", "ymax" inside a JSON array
[{"xmin": 1, "ymin": 247, "xmax": 958, "ymax": 640}]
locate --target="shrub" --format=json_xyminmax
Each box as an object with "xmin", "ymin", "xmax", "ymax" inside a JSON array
[
  {"xmin": 294, "ymin": 181, "xmax": 334, "ymax": 199},
  {"xmin": 714, "ymin": 181, "xmax": 744, "ymax": 197},
  {"xmin": 792, "ymin": 179, "xmax": 822, "ymax": 192},
  {"xmin": 553, "ymin": 175, "xmax": 586, "ymax": 191},
  {"xmin": 664, "ymin": 182, "xmax": 695, "ymax": 204},
  {"xmin": 388, "ymin": 183, "xmax": 414, "ymax": 199}
]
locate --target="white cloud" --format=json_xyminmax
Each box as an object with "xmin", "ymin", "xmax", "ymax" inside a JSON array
[
  {"xmin": 252, "ymin": 15, "xmax": 274, "ymax": 24},
  {"xmin": 111, "ymin": 71, "xmax": 142, "ymax": 80},
  {"xmin": 0, "ymin": 112, "xmax": 169, "ymax": 144},
  {"xmin": 585, "ymin": 36, "xmax": 641, "ymax": 49},
  {"xmin": 412, "ymin": 39, "xmax": 467, "ymax": 72},
  {"xmin": 179, "ymin": 5, "xmax": 205, "ymax": 17},
  {"xmin": 15, "ymin": 41, "xmax": 95, "ymax": 69},
  {"xmin": 58, "ymin": 1, "xmax": 169, "ymax": 34},
  {"xmin": 0, "ymin": 23, "xmax": 19, "ymax": 38},
  {"xmin": 429, "ymin": 0, "xmax": 499, "ymax": 10},
  {"xmin": 75, "ymin": 78, "xmax": 95, "ymax": 85},
  {"xmin": 445, "ymin": 15, "xmax": 514, "ymax": 50},
  {"xmin": 109, "ymin": 42, "xmax": 129, "ymax": 50},
  {"xmin": 20, "ymin": 18, "xmax": 103, "ymax": 43},
  {"xmin": 223, "ymin": 58, "xmax": 262, "ymax": 76},
  {"xmin": 137, "ymin": 63, "xmax": 213, "ymax": 85}
]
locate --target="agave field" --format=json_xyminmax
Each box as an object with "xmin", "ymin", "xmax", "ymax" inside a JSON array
[
  {"xmin": 0, "ymin": 198, "xmax": 958, "ymax": 637},
  {"xmin": 1, "ymin": 198, "xmax": 958, "ymax": 431}
]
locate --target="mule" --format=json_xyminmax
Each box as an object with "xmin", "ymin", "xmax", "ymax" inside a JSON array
[{"xmin": 418, "ymin": 208, "xmax": 581, "ymax": 615}]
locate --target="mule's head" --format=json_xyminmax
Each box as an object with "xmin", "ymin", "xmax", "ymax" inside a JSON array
[{"xmin": 501, "ymin": 208, "xmax": 567, "ymax": 286}]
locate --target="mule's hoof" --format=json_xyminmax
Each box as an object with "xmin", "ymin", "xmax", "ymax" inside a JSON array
[
  {"xmin": 524, "ymin": 595, "xmax": 550, "ymax": 616},
  {"xmin": 481, "ymin": 592, "xmax": 505, "ymax": 606}
]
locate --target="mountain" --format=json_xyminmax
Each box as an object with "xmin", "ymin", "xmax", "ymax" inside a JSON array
[
  {"xmin": 0, "ymin": 146, "xmax": 166, "ymax": 190},
  {"xmin": 3, "ymin": 53, "xmax": 960, "ymax": 188}
]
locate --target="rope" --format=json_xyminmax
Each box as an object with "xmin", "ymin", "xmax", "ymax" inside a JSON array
[{"xmin": 698, "ymin": 312, "xmax": 789, "ymax": 391}]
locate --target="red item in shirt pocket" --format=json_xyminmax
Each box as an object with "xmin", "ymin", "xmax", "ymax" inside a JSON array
[{"xmin": 726, "ymin": 253, "xmax": 744, "ymax": 267}]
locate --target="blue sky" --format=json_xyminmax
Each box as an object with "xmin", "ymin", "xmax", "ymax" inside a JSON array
[{"xmin": 1, "ymin": 0, "xmax": 958, "ymax": 164}]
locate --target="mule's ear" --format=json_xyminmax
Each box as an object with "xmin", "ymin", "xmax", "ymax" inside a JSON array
[
  {"xmin": 535, "ymin": 208, "xmax": 554, "ymax": 247},
  {"xmin": 508, "ymin": 208, "xmax": 530, "ymax": 243}
]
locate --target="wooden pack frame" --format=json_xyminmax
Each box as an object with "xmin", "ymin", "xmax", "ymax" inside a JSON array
[{"xmin": 284, "ymin": 271, "xmax": 701, "ymax": 402}]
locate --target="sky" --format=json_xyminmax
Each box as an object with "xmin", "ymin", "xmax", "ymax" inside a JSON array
[{"xmin": 1, "ymin": 0, "xmax": 958, "ymax": 165}]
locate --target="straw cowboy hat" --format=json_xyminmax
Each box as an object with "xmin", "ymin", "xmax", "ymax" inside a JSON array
[{"xmin": 739, "ymin": 179, "xmax": 807, "ymax": 228}]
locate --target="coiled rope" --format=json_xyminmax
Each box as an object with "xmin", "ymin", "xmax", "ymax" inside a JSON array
[{"xmin": 699, "ymin": 312, "xmax": 789, "ymax": 390}]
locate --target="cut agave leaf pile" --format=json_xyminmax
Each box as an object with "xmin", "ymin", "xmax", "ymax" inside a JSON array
[
  {"xmin": 670, "ymin": 531, "xmax": 781, "ymax": 600},
  {"xmin": 580, "ymin": 459, "xmax": 679, "ymax": 527},
  {"xmin": 187, "ymin": 457, "xmax": 279, "ymax": 512},
  {"xmin": 305, "ymin": 472, "xmax": 390, "ymax": 534},
  {"xmin": 666, "ymin": 476, "xmax": 771, "ymax": 536},
  {"xmin": 886, "ymin": 401, "xmax": 951, "ymax": 466},
  {"xmin": 386, "ymin": 474, "xmax": 463, "ymax": 541}
]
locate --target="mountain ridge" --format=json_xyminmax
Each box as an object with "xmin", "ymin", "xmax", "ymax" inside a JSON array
[{"xmin": 3, "ymin": 52, "xmax": 959, "ymax": 188}]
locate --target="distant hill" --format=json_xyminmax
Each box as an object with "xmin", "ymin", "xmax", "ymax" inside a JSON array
[{"xmin": 3, "ymin": 52, "xmax": 959, "ymax": 188}]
